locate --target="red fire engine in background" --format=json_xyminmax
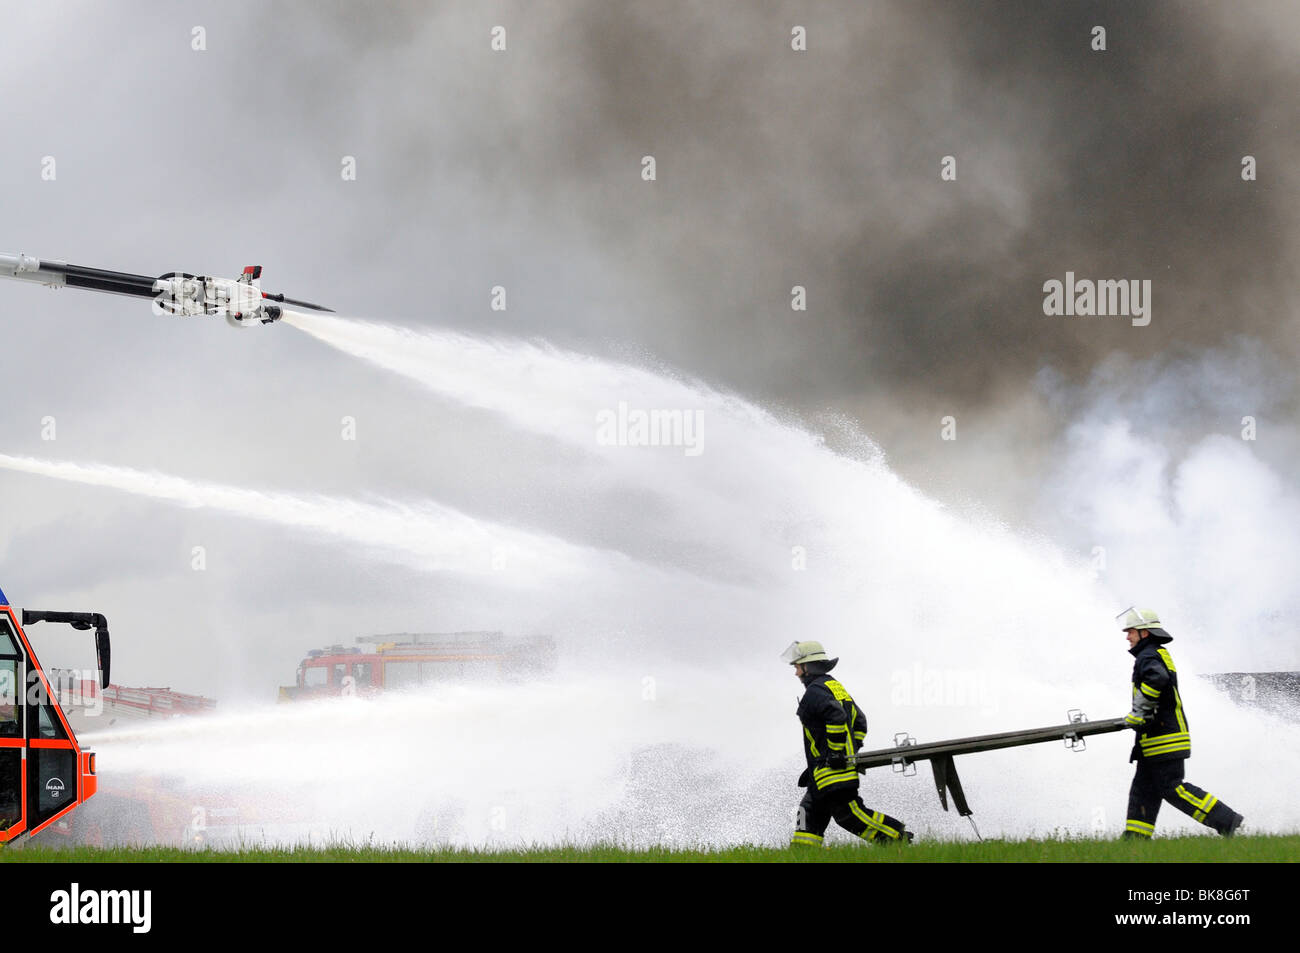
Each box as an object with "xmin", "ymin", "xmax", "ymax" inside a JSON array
[{"xmin": 278, "ymin": 631, "xmax": 557, "ymax": 701}]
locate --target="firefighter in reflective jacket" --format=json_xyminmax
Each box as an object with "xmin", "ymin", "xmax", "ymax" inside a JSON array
[
  {"xmin": 1118, "ymin": 607, "xmax": 1244, "ymax": 839},
  {"xmin": 782, "ymin": 641, "xmax": 911, "ymax": 847}
]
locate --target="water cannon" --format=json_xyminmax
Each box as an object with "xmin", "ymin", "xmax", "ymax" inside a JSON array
[{"xmin": 0, "ymin": 251, "xmax": 333, "ymax": 327}]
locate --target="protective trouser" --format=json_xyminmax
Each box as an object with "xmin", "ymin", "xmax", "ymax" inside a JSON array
[
  {"xmin": 791, "ymin": 787, "xmax": 907, "ymax": 846},
  {"xmin": 1124, "ymin": 759, "xmax": 1239, "ymax": 838}
]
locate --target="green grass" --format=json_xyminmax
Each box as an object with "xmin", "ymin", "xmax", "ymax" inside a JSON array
[{"xmin": 3, "ymin": 834, "xmax": 1297, "ymax": 863}]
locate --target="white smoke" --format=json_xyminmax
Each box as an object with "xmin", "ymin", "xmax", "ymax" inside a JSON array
[
  {"xmin": 21, "ymin": 322, "xmax": 1300, "ymax": 847},
  {"xmin": 1039, "ymin": 342, "xmax": 1300, "ymax": 671}
]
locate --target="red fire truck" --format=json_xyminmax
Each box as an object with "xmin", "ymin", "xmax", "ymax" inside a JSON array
[
  {"xmin": 1, "ymin": 583, "xmax": 110, "ymax": 843},
  {"xmin": 278, "ymin": 632, "xmax": 556, "ymax": 701}
]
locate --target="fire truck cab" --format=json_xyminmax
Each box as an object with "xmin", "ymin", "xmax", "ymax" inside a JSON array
[{"xmin": 1, "ymin": 584, "xmax": 108, "ymax": 843}]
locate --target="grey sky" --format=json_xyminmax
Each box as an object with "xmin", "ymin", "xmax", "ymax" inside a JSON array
[{"xmin": 2, "ymin": 1, "xmax": 1298, "ymax": 700}]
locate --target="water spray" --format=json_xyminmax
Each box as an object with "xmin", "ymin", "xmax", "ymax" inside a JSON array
[{"xmin": 0, "ymin": 453, "xmax": 602, "ymax": 583}]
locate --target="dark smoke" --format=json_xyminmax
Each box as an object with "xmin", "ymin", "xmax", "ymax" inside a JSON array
[{"xmin": 291, "ymin": 0, "xmax": 1299, "ymax": 418}]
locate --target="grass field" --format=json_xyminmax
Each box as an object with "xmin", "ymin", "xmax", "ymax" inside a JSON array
[{"xmin": 2, "ymin": 834, "xmax": 1296, "ymax": 863}]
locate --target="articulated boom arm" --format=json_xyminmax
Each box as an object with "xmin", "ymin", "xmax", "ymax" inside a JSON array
[{"xmin": 1, "ymin": 252, "xmax": 332, "ymax": 327}]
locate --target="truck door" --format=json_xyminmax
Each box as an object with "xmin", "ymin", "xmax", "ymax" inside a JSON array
[{"xmin": 28, "ymin": 657, "xmax": 79, "ymax": 835}]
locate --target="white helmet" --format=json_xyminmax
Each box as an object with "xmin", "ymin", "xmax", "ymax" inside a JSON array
[
  {"xmin": 1116, "ymin": 607, "xmax": 1162, "ymax": 631},
  {"xmin": 780, "ymin": 640, "xmax": 831, "ymax": 665}
]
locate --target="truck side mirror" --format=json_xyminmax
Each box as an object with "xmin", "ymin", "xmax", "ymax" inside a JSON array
[{"xmin": 95, "ymin": 623, "xmax": 111, "ymax": 690}]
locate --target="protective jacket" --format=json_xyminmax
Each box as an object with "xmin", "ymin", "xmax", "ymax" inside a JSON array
[
  {"xmin": 1127, "ymin": 633, "xmax": 1190, "ymax": 763},
  {"xmin": 796, "ymin": 671, "xmax": 868, "ymax": 793}
]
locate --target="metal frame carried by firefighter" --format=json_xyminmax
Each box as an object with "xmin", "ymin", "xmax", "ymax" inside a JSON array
[
  {"xmin": 0, "ymin": 584, "xmax": 110, "ymax": 843},
  {"xmin": 852, "ymin": 710, "xmax": 1128, "ymax": 837}
]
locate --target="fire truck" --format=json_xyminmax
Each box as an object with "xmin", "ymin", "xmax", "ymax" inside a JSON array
[
  {"xmin": 1, "ymin": 583, "xmax": 110, "ymax": 843},
  {"xmin": 278, "ymin": 632, "xmax": 557, "ymax": 701}
]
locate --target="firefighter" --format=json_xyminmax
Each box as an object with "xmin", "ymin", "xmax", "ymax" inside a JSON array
[
  {"xmin": 1118, "ymin": 607, "xmax": 1244, "ymax": 839},
  {"xmin": 781, "ymin": 641, "xmax": 912, "ymax": 847}
]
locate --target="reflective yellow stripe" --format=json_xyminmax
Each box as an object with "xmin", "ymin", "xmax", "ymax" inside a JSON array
[
  {"xmin": 1140, "ymin": 683, "xmax": 1160, "ymax": 698},
  {"xmin": 1125, "ymin": 819, "xmax": 1155, "ymax": 836},
  {"xmin": 825, "ymin": 724, "xmax": 848, "ymax": 733},
  {"xmin": 1144, "ymin": 738, "xmax": 1191, "ymax": 748},
  {"xmin": 1194, "ymin": 794, "xmax": 1219, "ymax": 822},
  {"xmin": 804, "ymin": 727, "xmax": 820, "ymax": 758},
  {"xmin": 851, "ymin": 811, "xmax": 880, "ymax": 840},
  {"xmin": 1140, "ymin": 731, "xmax": 1189, "ymax": 747},
  {"xmin": 1140, "ymin": 730, "xmax": 1189, "ymax": 740},
  {"xmin": 813, "ymin": 768, "xmax": 858, "ymax": 788},
  {"xmin": 791, "ymin": 831, "xmax": 823, "ymax": 846},
  {"xmin": 850, "ymin": 801, "xmax": 900, "ymax": 840},
  {"xmin": 1144, "ymin": 648, "xmax": 1189, "ymax": 742},
  {"xmin": 1175, "ymin": 786, "xmax": 1217, "ymax": 817},
  {"xmin": 1144, "ymin": 738, "xmax": 1190, "ymax": 754}
]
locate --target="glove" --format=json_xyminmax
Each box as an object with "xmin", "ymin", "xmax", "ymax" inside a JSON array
[{"xmin": 825, "ymin": 753, "xmax": 848, "ymax": 770}]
